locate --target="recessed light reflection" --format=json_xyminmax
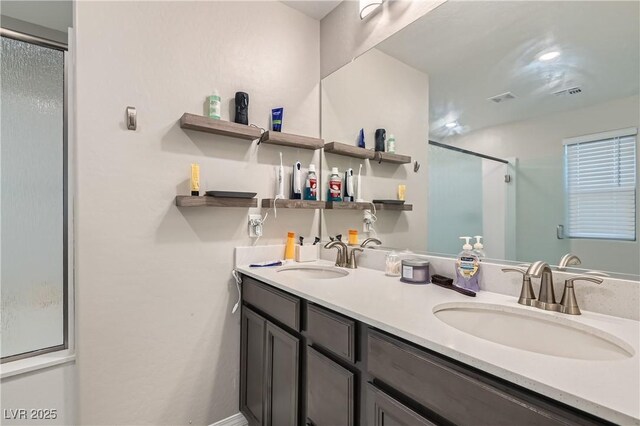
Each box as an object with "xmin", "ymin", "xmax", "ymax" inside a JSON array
[
  {"xmin": 538, "ymin": 51, "xmax": 560, "ymax": 62},
  {"xmin": 445, "ymin": 121, "xmax": 458, "ymax": 129}
]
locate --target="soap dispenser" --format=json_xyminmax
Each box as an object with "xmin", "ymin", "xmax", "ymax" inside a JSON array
[
  {"xmin": 454, "ymin": 237, "xmax": 480, "ymax": 293},
  {"xmin": 473, "ymin": 235, "xmax": 486, "ymax": 259}
]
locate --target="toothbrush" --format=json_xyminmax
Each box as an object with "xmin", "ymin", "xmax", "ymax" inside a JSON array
[
  {"xmin": 276, "ymin": 152, "xmax": 285, "ymax": 199},
  {"xmin": 356, "ymin": 164, "xmax": 364, "ymax": 202}
]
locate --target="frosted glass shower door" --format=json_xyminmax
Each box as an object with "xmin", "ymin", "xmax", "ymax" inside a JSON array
[
  {"xmin": 428, "ymin": 145, "xmax": 483, "ymax": 254},
  {"xmin": 1, "ymin": 36, "xmax": 66, "ymax": 359}
]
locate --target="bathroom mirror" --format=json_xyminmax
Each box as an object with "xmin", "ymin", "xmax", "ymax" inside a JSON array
[{"xmin": 321, "ymin": 1, "xmax": 639, "ymax": 277}]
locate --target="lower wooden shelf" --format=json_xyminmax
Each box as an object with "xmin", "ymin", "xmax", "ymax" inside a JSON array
[
  {"xmin": 176, "ymin": 196, "xmax": 257, "ymax": 207},
  {"xmin": 261, "ymin": 199, "xmax": 326, "ymax": 209},
  {"xmin": 326, "ymin": 201, "xmax": 413, "ymax": 211}
]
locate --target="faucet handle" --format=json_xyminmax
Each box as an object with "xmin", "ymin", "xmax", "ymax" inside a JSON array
[
  {"xmin": 559, "ymin": 275, "xmax": 604, "ymax": 315},
  {"xmin": 348, "ymin": 248, "xmax": 364, "ymax": 269},
  {"xmin": 502, "ymin": 268, "xmax": 536, "ymax": 306}
]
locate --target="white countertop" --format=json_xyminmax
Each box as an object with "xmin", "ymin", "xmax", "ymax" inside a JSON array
[{"xmin": 237, "ymin": 260, "xmax": 640, "ymax": 425}]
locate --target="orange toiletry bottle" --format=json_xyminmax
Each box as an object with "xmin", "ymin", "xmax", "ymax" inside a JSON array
[
  {"xmin": 285, "ymin": 232, "xmax": 296, "ymax": 260},
  {"xmin": 348, "ymin": 229, "xmax": 359, "ymax": 245}
]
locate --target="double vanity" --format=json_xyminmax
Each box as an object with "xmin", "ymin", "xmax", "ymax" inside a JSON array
[{"xmin": 236, "ymin": 254, "xmax": 639, "ymax": 426}]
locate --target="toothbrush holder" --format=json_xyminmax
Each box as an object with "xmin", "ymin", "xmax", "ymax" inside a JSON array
[{"xmin": 295, "ymin": 245, "xmax": 318, "ymax": 263}]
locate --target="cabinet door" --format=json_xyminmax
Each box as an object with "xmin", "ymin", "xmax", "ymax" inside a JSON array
[
  {"xmin": 367, "ymin": 384, "xmax": 436, "ymax": 426},
  {"xmin": 265, "ymin": 322, "xmax": 299, "ymax": 426},
  {"xmin": 241, "ymin": 308, "xmax": 267, "ymax": 426},
  {"xmin": 306, "ymin": 346, "xmax": 355, "ymax": 426}
]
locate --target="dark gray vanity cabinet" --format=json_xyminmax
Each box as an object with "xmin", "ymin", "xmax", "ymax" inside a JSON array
[
  {"xmin": 240, "ymin": 308, "xmax": 266, "ymax": 425},
  {"xmin": 306, "ymin": 346, "xmax": 355, "ymax": 426},
  {"xmin": 264, "ymin": 322, "xmax": 299, "ymax": 426},
  {"xmin": 240, "ymin": 307, "xmax": 300, "ymax": 426},
  {"xmin": 240, "ymin": 277, "xmax": 301, "ymax": 426},
  {"xmin": 366, "ymin": 384, "xmax": 435, "ymax": 426},
  {"xmin": 240, "ymin": 275, "xmax": 610, "ymax": 426}
]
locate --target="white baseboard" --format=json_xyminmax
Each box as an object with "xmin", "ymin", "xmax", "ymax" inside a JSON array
[{"xmin": 211, "ymin": 412, "xmax": 248, "ymax": 426}]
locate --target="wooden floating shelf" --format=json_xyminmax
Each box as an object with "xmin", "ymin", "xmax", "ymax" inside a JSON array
[
  {"xmin": 175, "ymin": 196, "xmax": 257, "ymax": 208},
  {"xmin": 374, "ymin": 203, "xmax": 413, "ymax": 211},
  {"xmin": 375, "ymin": 152, "xmax": 412, "ymax": 165},
  {"xmin": 261, "ymin": 199, "xmax": 326, "ymax": 209},
  {"xmin": 325, "ymin": 201, "xmax": 373, "ymax": 210},
  {"xmin": 326, "ymin": 201, "xmax": 413, "ymax": 211},
  {"xmin": 324, "ymin": 142, "xmax": 412, "ymax": 164},
  {"xmin": 180, "ymin": 113, "xmax": 323, "ymax": 151},
  {"xmin": 180, "ymin": 113, "xmax": 261, "ymax": 140},
  {"xmin": 260, "ymin": 131, "xmax": 323, "ymax": 150},
  {"xmin": 324, "ymin": 142, "xmax": 374, "ymax": 160}
]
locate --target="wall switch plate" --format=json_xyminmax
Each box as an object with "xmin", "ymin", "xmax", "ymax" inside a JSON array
[{"xmin": 248, "ymin": 214, "xmax": 263, "ymax": 238}]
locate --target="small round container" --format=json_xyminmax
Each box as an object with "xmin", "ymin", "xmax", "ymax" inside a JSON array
[{"xmin": 400, "ymin": 259, "xmax": 430, "ymax": 284}]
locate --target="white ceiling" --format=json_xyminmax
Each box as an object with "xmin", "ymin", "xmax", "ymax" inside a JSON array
[
  {"xmin": 281, "ymin": 0, "xmax": 342, "ymax": 20},
  {"xmin": 376, "ymin": 1, "xmax": 640, "ymax": 140},
  {"xmin": 1, "ymin": 1, "xmax": 72, "ymax": 33}
]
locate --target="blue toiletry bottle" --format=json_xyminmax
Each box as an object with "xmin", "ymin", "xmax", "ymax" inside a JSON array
[
  {"xmin": 358, "ymin": 128, "xmax": 365, "ymax": 148},
  {"xmin": 454, "ymin": 237, "xmax": 480, "ymax": 292}
]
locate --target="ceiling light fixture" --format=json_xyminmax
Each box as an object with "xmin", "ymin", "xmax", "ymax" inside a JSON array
[
  {"xmin": 445, "ymin": 121, "xmax": 458, "ymax": 129},
  {"xmin": 538, "ymin": 51, "xmax": 561, "ymax": 62},
  {"xmin": 359, "ymin": 0, "xmax": 383, "ymax": 20}
]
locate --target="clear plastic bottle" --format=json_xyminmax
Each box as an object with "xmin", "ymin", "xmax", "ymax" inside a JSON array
[
  {"xmin": 386, "ymin": 134, "xmax": 396, "ymax": 153},
  {"xmin": 208, "ymin": 89, "xmax": 221, "ymax": 120}
]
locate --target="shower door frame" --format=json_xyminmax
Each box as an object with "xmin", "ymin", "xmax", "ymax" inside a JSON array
[{"xmin": 0, "ymin": 28, "xmax": 70, "ymax": 363}]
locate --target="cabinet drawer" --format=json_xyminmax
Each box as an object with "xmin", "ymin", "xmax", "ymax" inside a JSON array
[
  {"xmin": 367, "ymin": 383, "xmax": 436, "ymax": 426},
  {"xmin": 367, "ymin": 330, "xmax": 586, "ymax": 426},
  {"xmin": 243, "ymin": 276, "xmax": 300, "ymax": 331},
  {"xmin": 307, "ymin": 346, "xmax": 355, "ymax": 426},
  {"xmin": 306, "ymin": 304, "xmax": 356, "ymax": 362}
]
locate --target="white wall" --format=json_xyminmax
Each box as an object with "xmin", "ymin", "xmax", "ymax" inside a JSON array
[
  {"xmin": 74, "ymin": 2, "xmax": 319, "ymax": 424},
  {"xmin": 1, "ymin": 363, "xmax": 76, "ymax": 425},
  {"xmin": 321, "ymin": 48, "xmax": 429, "ymax": 250},
  {"xmin": 446, "ymin": 95, "xmax": 640, "ymax": 274},
  {"xmin": 320, "ymin": 0, "xmax": 444, "ymax": 78}
]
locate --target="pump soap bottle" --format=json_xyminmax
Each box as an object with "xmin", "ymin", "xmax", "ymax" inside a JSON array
[
  {"xmin": 473, "ymin": 235, "xmax": 486, "ymax": 259},
  {"xmin": 454, "ymin": 237, "xmax": 480, "ymax": 293}
]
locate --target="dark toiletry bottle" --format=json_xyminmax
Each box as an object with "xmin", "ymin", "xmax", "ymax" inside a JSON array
[
  {"xmin": 375, "ymin": 128, "xmax": 386, "ymax": 152},
  {"xmin": 234, "ymin": 92, "xmax": 249, "ymax": 125}
]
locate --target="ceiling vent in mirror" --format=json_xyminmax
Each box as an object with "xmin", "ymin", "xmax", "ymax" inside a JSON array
[
  {"xmin": 488, "ymin": 92, "xmax": 516, "ymax": 103},
  {"xmin": 553, "ymin": 86, "xmax": 583, "ymax": 96}
]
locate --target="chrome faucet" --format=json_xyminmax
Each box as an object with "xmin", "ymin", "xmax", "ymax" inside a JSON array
[
  {"xmin": 504, "ymin": 259, "xmax": 605, "ymax": 315},
  {"xmin": 360, "ymin": 237, "xmax": 382, "ymax": 248},
  {"xmin": 558, "ymin": 253, "xmax": 581, "ymax": 270},
  {"xmin": 324, "ymin": 241, "xmax": 365, "ymax": 269},
  {"xmin": 325, "ymin": 240, "xmax": 348, "ymax": 267},
  {"xmin": 526, "ymin": 261, "xmax": 558, "ymax": 311}
]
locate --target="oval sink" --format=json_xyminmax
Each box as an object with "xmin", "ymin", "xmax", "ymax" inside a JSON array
[
  {"xmin": 277, "ymin": 265, "xmax": 349, "ymax": 280},
  {"xmin": 433, "ymin": 303, "xmax": 634, "ymax": 361}
]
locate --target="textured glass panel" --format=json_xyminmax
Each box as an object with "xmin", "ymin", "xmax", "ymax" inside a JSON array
[
  {"xmin": 1, "ymin": 37, "xmax": 64, "ymax": 358},
  {"xmin": 428, "ymin": 145, "xmax": 483, "ymax": 254}
]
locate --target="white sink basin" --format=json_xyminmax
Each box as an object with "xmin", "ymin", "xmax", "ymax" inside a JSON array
[
  {"xmin": 434, "ymin": 303, "xmax": 634, "ymax": 361},
  {"xmin": 277, "ymin": 265, "xmax": 349, "ymax": 279}
]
